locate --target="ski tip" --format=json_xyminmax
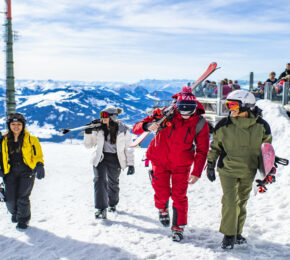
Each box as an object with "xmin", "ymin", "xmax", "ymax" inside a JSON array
[{"xmin": 59, "ymin": 129, "xmax": 70, "ymax": 135}]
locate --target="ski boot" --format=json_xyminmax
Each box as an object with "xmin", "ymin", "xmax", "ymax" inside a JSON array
[
  {"xmin": 221, "ymin": 235, "xmax": 235, "ymax": 249},
  {"xmin": 95, "ymin": 209, "xmax": 107, "ymax": 219},
  {"xmin": 171, "ymin": 226, "xmax": 184, "ymax": 242},
  {"xmin": 108, "ymin": 206, "xmax": 116, "ymax": 213},
  {"xmin": 16, "ymin": 222, "xmax": 29, "ymax": 230},
  {"xmin": 159, "ymin": 208, "xmax": 170, "ymax": 227},
  {"xmin": 235, "ymin": 234, "xmax": 247, "ymax": 245},
  {"xmin": 11, "ymin": 215, "xmax": 17, "ymax": 223}
]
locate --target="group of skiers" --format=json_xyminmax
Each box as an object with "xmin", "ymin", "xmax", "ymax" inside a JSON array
[{"xmin": 0, "ymin": 86, "xmax": 275, "ymax": 249}]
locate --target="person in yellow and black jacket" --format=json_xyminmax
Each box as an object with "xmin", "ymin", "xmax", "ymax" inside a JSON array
[{"xmin": 0, "ymin": 113, "xmax": 45, "ymax": 230}]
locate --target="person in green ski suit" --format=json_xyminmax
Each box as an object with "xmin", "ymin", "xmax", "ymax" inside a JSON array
[{"xmin": 206, "ymin": 90, "xmax": 272, "ymax": 249}]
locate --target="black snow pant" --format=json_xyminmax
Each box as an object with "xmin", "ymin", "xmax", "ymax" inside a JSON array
[
  {"xmin": 4, "ymin": 163, "xmax": 35, "ymax": 224},
  {"xmin": 93, "ymin": 152, "xmax": 121, "ymax": 210}
]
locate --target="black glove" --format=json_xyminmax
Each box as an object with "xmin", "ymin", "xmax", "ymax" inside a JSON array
[
  {"xmin": 85, "ymin": 120, "xmax": 102, "ymax": 134},
  {"xmin": 34, "ymin": 162, "xmax": 45, "ymax": 179},
  {"xmin": 127, "ymin": 166, "xmax": 135, "ymax": 175},
  {"xmin": 0, "ymin": 169, "xmax": 4, "ymax": 178},
  {"xmin": 207, "ymin": 161, "xmax": 216, "ymax": 182}
]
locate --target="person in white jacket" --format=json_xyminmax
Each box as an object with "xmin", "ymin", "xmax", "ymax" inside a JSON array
[{"xmin": 84, "ymin": 107, "xmax": 135, "ymax": 219}]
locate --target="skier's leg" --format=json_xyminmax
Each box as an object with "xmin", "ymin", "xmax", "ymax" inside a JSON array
[
  {"xmin": 171, "ymin": 167, "xmax": 190, "ymax": 226},
  {"xmin": 93, "ymin": 160, "xmax": 108, "ymax": 210},
  {"xmin": 106, "ymin": 154, "xmax": 121, "ymax": 207},
  {"xmin": 237, "ymin": 175, "xmax": 255, "ymax": 235},
  {"xmin": 151, "ymin": 164, "xmax": 171, "ymax": 210},
  {"xmin": 16, "ymin": 168, "xmax": 35, "ymax": 224},
  {"xmin": 219, "ymin": 174, "xmax": 239, "ymax": 235},
  {"xmin": 3, "ymin": 171, "xmax": 18, "ymax": 217}
]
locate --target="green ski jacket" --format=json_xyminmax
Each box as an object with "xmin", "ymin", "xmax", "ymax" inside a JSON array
[{"xmin": 207, "ymin": 111, "xmax": 272, "ymax": 178}]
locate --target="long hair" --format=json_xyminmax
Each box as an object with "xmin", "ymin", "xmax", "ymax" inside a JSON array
[
  {"xmin": 7, "ymin": 128, "xmax": 25, "ymax": 155},
  {"xmin": 102, "ymin": 120, "xmax": 119, "ymax": 144}
]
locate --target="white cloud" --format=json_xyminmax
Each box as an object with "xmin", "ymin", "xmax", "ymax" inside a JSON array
[{"xmin": 0, "ymin": 0, "xmax": 289, "ymax": 81}]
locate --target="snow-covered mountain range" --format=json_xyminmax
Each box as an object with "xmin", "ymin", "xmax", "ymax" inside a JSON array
[{"xmin": 0, "ymin": 78, "xmax": 250, "ymax": 145}]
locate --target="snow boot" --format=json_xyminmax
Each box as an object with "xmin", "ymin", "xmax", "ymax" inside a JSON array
[
  {"xmin": 11, "ymin": 215, "xmax": 17, "ymax": 223},
  {"xmin": 235, "ymin": 234, "xmax": 247, "ymax": 245},
  {"xmin": 95, "ymin": 209, "xmax": 107, "ymax": 219},
  {"xmin": 171, "ymin": 226, "xmax": 184, "ymax": 242},
  {"xmin": 159, "ymin": 208, "xmax": 170, "ymax": 227},
  {"xmin": 16, "ymin": 222, "xmax": 28, "ymax": 230},
  {"xmin": 108, "ymin": 206, "xmax": 116, "ymax": 213},
  {"xmin": 221, "ymin": 235, "xmax": 235, "ymax": 249}
]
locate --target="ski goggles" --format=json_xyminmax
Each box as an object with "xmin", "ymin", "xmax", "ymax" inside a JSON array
[
  {"xmin": 225, "ymin": 100, "xmax": 240, "ymax": 111},
  {"xmin": 100, "ymin": 112, "xmax": 111, "ymax": 118},
  {"xmin": 7, "ymin": 113, "xmax": 26, "ymax": 122}
]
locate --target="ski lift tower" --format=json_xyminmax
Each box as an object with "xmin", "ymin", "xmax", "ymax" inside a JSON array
[{"xmin": 4, "ymin": 0, "xmax": 16, "ymax": 114}]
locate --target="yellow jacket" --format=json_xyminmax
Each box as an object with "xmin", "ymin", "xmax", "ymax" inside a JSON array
[{"xmin": 1, "ymin": 129, "xmax": 44, "ymax": 174}]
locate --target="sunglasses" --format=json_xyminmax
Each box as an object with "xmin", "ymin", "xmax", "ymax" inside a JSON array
[
  {"xmin": 225, "ymin": 100, "xmax": 240, "ymax": 111},
  {"xmin": 100, "ymin": 112, "xmax": 110, "ymax": 118}
]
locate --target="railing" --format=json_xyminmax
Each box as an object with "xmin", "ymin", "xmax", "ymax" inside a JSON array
[
  {"xmin": 263, "ymin": 82, "xmax": 290, "ymax": 105},
  {"xmin": 152, "ymin": 82, "xmax": 290, "ymax": 118}
]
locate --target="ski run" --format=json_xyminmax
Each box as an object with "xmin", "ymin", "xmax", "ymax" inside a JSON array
[{"xmin": 0, "ymin": 100, "xmax": 290, "ymax": 260}]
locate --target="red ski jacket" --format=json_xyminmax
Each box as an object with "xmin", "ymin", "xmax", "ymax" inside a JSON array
[{"xmin": 132, "ymin": 103, "xmax": 209, "ymax": 177}]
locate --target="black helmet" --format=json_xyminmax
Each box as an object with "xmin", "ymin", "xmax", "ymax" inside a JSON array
[{"xmin": 7, "ymin": 113, "xmax": 26, "ymax": 130}]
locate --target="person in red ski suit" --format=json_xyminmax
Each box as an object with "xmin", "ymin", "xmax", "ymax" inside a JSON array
[{"xmin": 132, "ymin": 86, "xmax": 210, "ymax": 242}]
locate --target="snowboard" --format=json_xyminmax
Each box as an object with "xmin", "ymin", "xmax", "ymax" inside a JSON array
[{"xmin": 255, "ymin": 143, "xmax": 289, "ymax": 194}]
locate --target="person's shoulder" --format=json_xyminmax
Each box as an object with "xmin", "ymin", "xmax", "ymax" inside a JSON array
[
  {"xmin": 118, "ymin": 122, "xmax": 130, "ymax": 133},
  {"xmin": 256, "ymin": 117, "xmax": 271, "ymax": 134},
  {"xmin": 214, "ymin": 117, "xmax": 232, "ymax": 133},
  {"xmin": 24, "ymin": 130, "xmax": 40, "ymax": 143}
]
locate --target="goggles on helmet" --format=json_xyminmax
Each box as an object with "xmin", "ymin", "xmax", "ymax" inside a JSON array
[
  {"xmin": 7, "ymin": 113, "xmax": 26, "ymax": 123},
  {"xmin": 100, "ymin": 111, "xmax": 111, "ymax": 118},
  {"xmin": 225, "ymin": 100, "xmax": 240, "ymax": 111}
]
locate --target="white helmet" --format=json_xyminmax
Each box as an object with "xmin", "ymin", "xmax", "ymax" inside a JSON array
[{"xmin": 226, "ymin": 90, "xmax": 256, "ymax": 112}]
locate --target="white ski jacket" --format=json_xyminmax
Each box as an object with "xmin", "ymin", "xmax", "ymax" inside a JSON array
[{"xmin": 84, "ymin": 123, "xmax": 134, "ymax": 169}]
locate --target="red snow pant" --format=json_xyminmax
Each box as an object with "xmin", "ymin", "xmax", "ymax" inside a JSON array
[{"xmin": 151, "ymin": 164, "xmax": 191, "ymax": 226}]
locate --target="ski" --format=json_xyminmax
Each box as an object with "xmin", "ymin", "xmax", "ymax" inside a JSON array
[
  {"xmin": 191, "ymin": 62, "xmax": 218, "ymax": 90},
  {"xmin": 130, "ymin": 62, "xmax": 219, "ymax": 147},
  {"xmin": 59, "ymin": 122, "xmax": 102, "ymax": 136}
]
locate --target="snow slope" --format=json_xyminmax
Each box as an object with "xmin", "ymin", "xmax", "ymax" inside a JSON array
[{"xmin": 0, "ymin": 101, "xmax": 289, "ymax": 260}]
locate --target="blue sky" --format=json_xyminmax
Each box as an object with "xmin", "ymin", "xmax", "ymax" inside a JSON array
[{"xmin": 1, "ymin": 0, "xmax": 290, "ymax": 82}]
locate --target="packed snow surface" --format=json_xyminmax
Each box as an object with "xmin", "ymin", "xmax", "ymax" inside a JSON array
[{"xmin": 0, "ymin": 100, "xmax": 289, "ymax": 260}]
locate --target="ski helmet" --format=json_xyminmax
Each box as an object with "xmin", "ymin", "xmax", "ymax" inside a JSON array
[
  {"xmin": 176, "ymin": 86, "xmax": 197, "ymax": 115},
  {"xmin": 7, "ymin": 113, "xmax": 26, "ymax": 130},
  {"xmin": 226, "ymin": 90, "xmax": 256, "ymax": 112}
]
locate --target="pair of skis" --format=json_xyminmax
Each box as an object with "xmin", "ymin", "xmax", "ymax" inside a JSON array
[{"xmin": 130, "ymin": 62, "xmax": 219, "ymax": 147}]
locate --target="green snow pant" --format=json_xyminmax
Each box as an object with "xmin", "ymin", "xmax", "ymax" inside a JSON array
[{"xmin": 219, "ymin": 174, "xmax": 255, "ymax": 236}]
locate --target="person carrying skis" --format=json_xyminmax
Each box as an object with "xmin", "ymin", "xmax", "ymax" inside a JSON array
[
  {"xmin": 132, "ymin": 86, "xmax": 210, "ymax": 242},
  {"xmin": 84, "ymin": 107, "xmax": 135, "ymax": 219},
  {"xmin": 0, "ymin": 113, "xmax": 45, "ymax": 230},
  {"xmin": 206, "ymin": 90, "xmax": 272, "ymax": 249}
]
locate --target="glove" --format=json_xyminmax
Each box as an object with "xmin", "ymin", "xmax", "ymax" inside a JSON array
[
  {"xmin": 0, "ymin": 169, "xmax": 4, "ymax": 178},
  {"xmin": 127, "ymin": 166, "xmax": 135, "ymax": 175},
  {"xmin": 85, "ymin": 119, "xmax": 102, "ymax": 134},
  {"xmin": 85, "ymin": 123, "xmax": 93, "ymax": 134},
  {"xmin": 152, "ymin": 108, "xmax": 164, "ymax": 120},
  {"xmin": 34, "ymin": 162, "xmax": 45, "ymax": 179},
  {"xmin": 207, "ymin": 161, "xmax": 216, "ymax": 182}
]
